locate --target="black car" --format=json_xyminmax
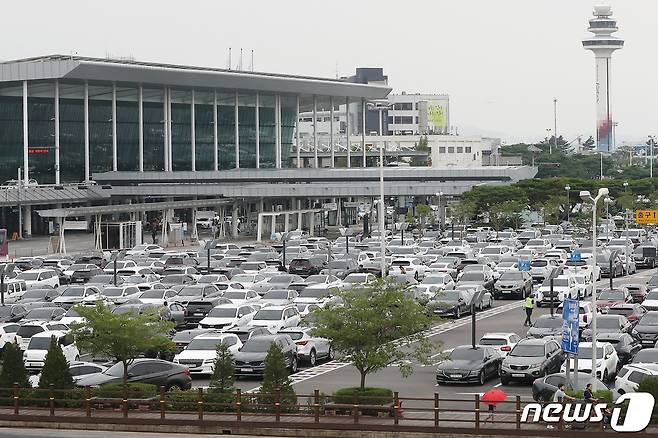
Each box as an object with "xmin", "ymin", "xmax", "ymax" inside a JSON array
[
  {"xmin": 161, "ymin": 274, "xmax": 196, "ymax": 287},
  {"xmin": 319, "ymin": 260, "xmax": 358, "ymax": 280},
  {"xmin": 171, "ymin": 328, "xmax": 214, "ymax": 352},
  {"xmin": 581, "ymin": 314, "xmax": 633, "ymax": 341},
  {"xmin": 632, "ymin": 347, "xmax": 658, "ymax": 364},
  {"xmin": 531, "ymin": 372, "xmax": 608, "ymax": 402},
  {"xmin": 435, "ymin": 345, "xmax": 502, "ymax": 385},
  {"xmin": 608, "ymin": 303, "xmax": 647, "ymax": 325},
  {"xmin": 224, "ymin": 326, "xmax": 272, "ymax": 344},
  {"xmin": 634, "ymin": 245, "xmax": 657, "ymax": 269},
  {"xmin": 70, "ymin": 267, "xmax": 104, "ymax": 284},
  {"xmin": 527, "ymin": 315, "xmax": 563, "ymax": 339},
  {"xmin": 23, "ymin": 307, "xmax": 66, "ymax": 322},
  {"xmin": 632, "ymin": 311, "xmax": 658, "ymax": 347},
  {"xmin": 288, "ymin": 258, "xmax": 326, "ymax": 277},
  {"xmin": 500, "ymin": 338, "xmax": 564, "ymax": 384},
  {"xmin": 648, "ymin": 275, "xmax": 658, "ymax": 290},
  {"xmin": 493, "ymin": 271, "xmax": 532, "ymax": 299},
  {"xmin": 173, "ymin": 285, "xmax": 230, "ymax": 325},
  {"xmin": 233, "ymin": 335, "xmax": 298, "ymax": 377},
  {"xmin": 16, "ymin": 288, "xmax": 61, "ymax": 303},
  {"xmin": 596, "ymin": 332, "xmax": 642, "ymax": 365},
  {"xmin": 0, "ymin": 304, "xmax": 27, "ymax": 322},
  {"xmin": 427, "ymin": 289, "xmax": 473, "ymax": 318},
  {"xmin": 597, "ymin": 254, "xmax": 624, "ymax": 278},
  {"xmin": 76, "ymin": 358, "xmax": 192, "ymax": 391},
  {"xmin": 457, "ymin": 271, "xmax": 495, "ymax": 292}
]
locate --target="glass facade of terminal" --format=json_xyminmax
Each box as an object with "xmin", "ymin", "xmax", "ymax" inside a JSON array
[{"xmin": 0, "ymin": 80, "xmax": 308, "ymax": 184}]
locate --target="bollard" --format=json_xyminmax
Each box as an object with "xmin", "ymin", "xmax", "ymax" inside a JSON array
[
  {"xmin": 314, "ymin": 389, "xmax": 320, "ymax": 423},
  {"xmin": 122, "ymin": 384, "xmax": 128, "ymax": 418},
  {"xmin": 353, "ymin": 392, "xmax": 359, "ymax": 424},
  {"xmin": 475, "ymin": 394, "xmax": 480, "ymax": 429},
  {"xmin": 516, "ymin": 395, "xmax": 521, "ymax": 429},
  {"xmin": 235, "ymin": 389, "xmax": 242, "ymax": 422},
  {"xmin": 197, "ymin": 388, "xmax": 204, "ymax": 420},
  {"xmin": 48, "ymin": 384, "xmax": 54, "ymax": 416},
  {"xmin": 13, "ymin": 383, "xmax": 19, "ymax": 415},
  {"xmin": 159, "ymin": 386, "xmax": 165, "ymax": 419},
  {"xmin": 275, "ymin": 388, "xmax": 281, "ymax": 422},
  {"xmin": 85, "ymin": 386, "xmax": 91, "ymax": 417},
  {"xmin": 434, "ymin": 393, "xmax": 440, "ymax": 427},
  {"xmin": 393, "ymin": 391, "xmax": 399, "ymax": 425}
]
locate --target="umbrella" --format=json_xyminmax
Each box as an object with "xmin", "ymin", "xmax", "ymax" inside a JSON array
[{"xmin": 481, "ymin": 388, "xmax": 507, "ymax": 406}]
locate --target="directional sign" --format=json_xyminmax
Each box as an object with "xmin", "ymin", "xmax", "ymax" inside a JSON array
[
  {"xmin": 636, "ymin": 210, "xmax": 658, "ymax": 225},
  {"xmin": 561, "ymin": 298, "xmax": 580, "ymax": 354},
  {"xmin": 570, "ymin": 250, "xmax": 581, "ymax": 262},
  {"xmin": 518, "ymin": 260, "xmax": 531, "ymax": 271}
]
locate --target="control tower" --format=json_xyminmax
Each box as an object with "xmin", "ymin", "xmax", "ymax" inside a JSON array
[{"xmin": 582, "ymin": 4, "xmax": 624, "ymax": 152}]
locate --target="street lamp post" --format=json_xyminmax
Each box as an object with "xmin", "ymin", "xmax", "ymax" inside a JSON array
[
  {"xmin": 379, "ymin": 141, "xmax": 387, "ymax": 277},
  {"xmin": 435, "ymin": 191, "xmax": 443, "ymax": 231},
  {"xmin": 604, "ymin": 197, "xmax": 613, "ymax": 242},
  {"xmin": 580, "ymin": 187, "xmax": 609, "ymax": 379},
  {"xmin": 565, "ymin": 185, "xmax": 571, "ymax": 223}
]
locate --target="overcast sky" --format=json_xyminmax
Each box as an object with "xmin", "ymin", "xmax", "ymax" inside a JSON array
[{"xmin": 4, "ymin": 1, "xmax": 654, "ymax": 144}]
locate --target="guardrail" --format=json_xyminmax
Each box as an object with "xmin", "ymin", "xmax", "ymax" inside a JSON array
[{"xmin": 0, "ymin": 384, "xmax": 613, "ymax": 433}]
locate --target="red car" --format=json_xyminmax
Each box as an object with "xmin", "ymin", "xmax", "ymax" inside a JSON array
[
  {"xmin": 596, "ymin": 287, "xmax": 632, "ymax": 312},
  {"xmin": 607, "ymin": 303, "xmax": 647, "ymax": 323}
]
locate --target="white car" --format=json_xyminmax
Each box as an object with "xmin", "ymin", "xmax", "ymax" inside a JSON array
[
  {"xmin": 479, "ymin": 332, "xmax": 521, "ymax": 356},
  {"xmin": 614, "ymin": 363, "xmax": 658, "ymax": 399},
  {"xmin": 524, "ymin": 239, "xmax": 552, "ymax": 256},
  {"xmin": 95, "ymin": 285, "xmax": 143, "ymax": 305},
  {"xmin": 16, "ymin": 269, "xmax": 60, "ymax": 290},
  {"xmin": 197, "ymin": 304, "xmax": 257, "ymax": 329},
  {"xmin": 563, "ymin": 259, "xmax": 600, "ymax": 281},
  {"xmin": 222, "ymin": 289, "xmax": 261, "ymax": 305},
  {"xmin": 493, "ymin": 261, "xmax": 518, "ymax": 279},
  {"xmin": 340, "ymin": 273, "xmax": 376, "ymax": 289},
  {"xmin": 230, "ymin": 273, "xmax": 267, "ymax": 289},
  {"xmin": 560, "ymin": 342, "xmax": 618, "ymax": 382},
  {"xmin": 23, "ymin": 330, "xmax": 79, "ymax": 372},
  {"xmin": 389, "ymin": 258, "xmax": 427, "ymax": 281},
  {"xmin": 544, "ymin": 249, "xmax": 568, "ymax": 265},
  {"xmin": 62, "ymin": 264, "xmax": 98, "ymax": 280},
  {"xmin": 278, "ymin": 326, "xmax": 333, "ymax": 366},
  {"xmin": 533, "ymin": 275, "xmax": 580, "ymax": 306},
  {"xmin": 138, "ymin": 289, "xmax": 178, "ymax": 306},
  {"xmin": 573, "ymin": 274, "xmax": 594, "ymax": 298},
  {"xmin": 304, "ymin": 275, "xmax": 341, "ymax": 288},
  {"xmin": 196, "ymin": 274, "xmax": 230, "ymax": 286},
  {"xmin": 425, "ymin": 262, "xmax": 458, "ymax": 279},
  {"xmin": 557, "ymin": 301, "xmax": 595, "ymax": 328},
  {"xmin": 529, "ymin": 258, "xmax": 560, "ymax": 284},
  {"xmin": 262, "ymin": 289, "xmax": 299, "ymax": 306},
  {"xmin": 421, "ymin": 274, "xmax": 455, "ymax": 291},
  {"xmin": 173, "ymin": 333, "xmax": 243, "ymax": 374},
  {"xmin": 17, "ymin": 322, "xmax": 69, "ymax": 350},
  {"xmin": 123, "ymin": 274, "xmax": 161, "ymax": 291},
  {"xmin": 293, "ymin": 285, "xmax": 335, "ymax": 308},
  {"xmin": 102, "ymin": 260, "xmax": 137, "ymax": 274},
  {"xmin": 248, "ymin": 305, "xmax": 301, "ymax": 331},
  {"xmin": 52, "ymin": 286, "xmax": 102, "ymax": 308},
  {"xmin": 126, "ymin": 244, "xmax": 163, "ymax": 256},
  {"xmin": 239, "ymin": 262, "xmax": 268, "ymax": 274},
  {"xmin": 59, "ymin": 308, "xmax": 86, "ymax": 326},
  {"xmin": 0, "ymin": 323, "xmax": 22, "ymax": 350}
]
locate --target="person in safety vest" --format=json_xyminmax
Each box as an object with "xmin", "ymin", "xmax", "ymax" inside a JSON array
[{"xmin": 523, "ymin": 294, "xmax": 535, "ymax": 326}]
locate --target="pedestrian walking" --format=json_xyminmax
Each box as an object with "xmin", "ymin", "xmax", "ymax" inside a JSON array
[
  {"xmin": 583, "ymin": 383, "xmax": 599, "ymax": 404},
  {"xmin": 523, "ymin": 293, "xmax": 535, "ymax": 326}
]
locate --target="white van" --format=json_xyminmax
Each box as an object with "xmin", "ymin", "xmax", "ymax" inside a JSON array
[
  {"xmin": 3, "ymin": 279, "xmax": 27, "ymax": 300},
  {"xmin": 16, "ymin": 269, "xmax": 59, "ymax": 289},
  {"xmin": 23, "ymin": 330, "xmax": 79, "ymax": 371}
]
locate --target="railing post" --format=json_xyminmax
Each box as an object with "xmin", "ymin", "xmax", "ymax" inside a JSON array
[
  {"xmin": 353, "ymin": 392, "xmax": 359, "ymax": 424},
  {"xmin": 475, "ymin": 394, "xmax": 480, "ymax": 429},
  {"xmin": 159, "ymin": 386, "xmax": 165, "ymax": 419},
  {"xmin": 48, "ymin": 383, "xmax": 54, "ymax": 416},
  {"xmin": 235, "ymin": 389, "xmax": 242, "ymax": 422},
  {"xmin": 122, "ymin": 384, "xmax": 128, "ymax": 418},
  {"xmin": 393, "ymin": 391, "xmax": 399, "ymax": 425},
  {"xmin": 275, "ymin": 388, "xmax": 281, "ymax": 422},
  {"xmin": 515, "ymin": 395, "xmax": 521, "ymax": 429},
  {"xmin": 313, "ymin": 389, "xmax": 320, "ymax": 423},
  {"xmin": 434, "ymin": 393, "xmax": 440, "ymax": 427},
  {"xmin": 197, "ymin": 387, "xmax": 204, "ymax": 420},
  {"xmin": 13, "ymin": 383, "xmax": 19, "ymax": 415},
  {"xmin": 85, "ymin": 386, "xmax": 91, "ymax": 417}
]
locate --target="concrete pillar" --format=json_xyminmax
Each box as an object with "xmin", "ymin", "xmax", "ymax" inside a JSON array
[
  {"xmin": 232, "ymin": 202, "xmax": 239, "ymax": 238},
  {"xmin": 297, "ymin": 199, "xmax": 303, "ymax": 230},
  {"xmin": 337, "ymin": 198, "xmax": 342, "ymax": 226},
  {"xmin": 256, "ymin": 213, "xmax": 263, "ymax": 242},
  {"xmin": 309, "ymin": 211, "xmax": 315, "ymax": 236},
  {"xmin": 23, "ymin": 206, "xmax": 32, "ymax": 238},
  {"xmin": 284, "ymin": 213, "xmax": 290, "ymax": 232},
  {"xmin": 271, "ymin": 212, "xmax": 276, "ymax": 237}
]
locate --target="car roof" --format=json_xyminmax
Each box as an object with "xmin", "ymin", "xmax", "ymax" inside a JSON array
[
  {"xmin": 31, "ymin": 330, "xmax": 67, "ymax": 338},
  {"xmin": 518, "ymin": 337, "xmax": 552, "ymax": 345},
  {"xmin": 195, "ymin": 333, "xmax": 237, "ymax": 340},
  {"xmin": 481, "ymin": 332, "xmax": 516, "ymax": 338}
]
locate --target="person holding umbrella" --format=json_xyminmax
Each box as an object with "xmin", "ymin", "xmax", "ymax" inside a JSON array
[{"xmin": 481, "ymin": 388, "xmax": 507, "ymax": 422}]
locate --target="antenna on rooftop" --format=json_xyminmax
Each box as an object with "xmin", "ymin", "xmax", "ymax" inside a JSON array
[
  {"xmin": 228, "ymin": 48, "xmax": 232, "ymax": 70},
  {"xmin": 238, "ymin": 48, "xmax": 243, "ymax": 71},
  {"xmin": 250, "ymin": 50, "xmax": 254, "ymax": 72}
]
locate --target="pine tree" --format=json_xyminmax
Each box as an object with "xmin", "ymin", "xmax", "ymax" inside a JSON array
[
  {"xmin": 209, "ymin": 342, "xmax": 234, "ymax": 393},
  {"xmin": 0, "ymin": 342, "xmax": 29, "ymax": 388},
  {"xmin": 259, "ymin": 343, "xmax": 296, "ymax": 412},
  {"xmin": 39, "ymin": 336, "xmax": 74, "ymax": 389}
]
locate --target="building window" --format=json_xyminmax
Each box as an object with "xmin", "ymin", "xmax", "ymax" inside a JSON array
[
  {"xmin": 393, "ymin": 103, "xmax": 412, "ymax": 111},
  {"xmin": 415, "ymin": 116, "xmax": 419, "ymax": 124},
  {"xmin": 448, "ymin": 147, "xmax": 455, "ymax": 153},
  {"xmin": 473, "ymin": 154, "xmax": 476, "ymax": 160},
  {"xmin": 457, "ymin": 147, "xmax": 463, "ymax": 153},
  {"xmin": 465, "ymin": 146, "xmax": 472, "ymax": 153},
  {"xmin": 397, "ymin": 116, "xmax": 413, "ymax": 124},
  {"xmin": 439, "ymin": 147, "xmax": 446, "ymax": 153},
  {"xmin": 387, "ymin": 116, "xmax": 394, "ymax": 124}
]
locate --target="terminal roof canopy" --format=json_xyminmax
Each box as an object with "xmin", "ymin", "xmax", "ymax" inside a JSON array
[{"xmin": 0, "ymin": 55, "xmax": 391, "ymax": 99}]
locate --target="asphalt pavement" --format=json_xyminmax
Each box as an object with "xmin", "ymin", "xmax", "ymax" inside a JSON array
[{"xmin": 191, "ymin": 268, "xmax": 658, "ymax": 401}]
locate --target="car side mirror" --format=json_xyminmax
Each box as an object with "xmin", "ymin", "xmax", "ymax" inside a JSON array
[{"xmin": 546, "ymin": 353, "xmax": 551, "ymax": 358}]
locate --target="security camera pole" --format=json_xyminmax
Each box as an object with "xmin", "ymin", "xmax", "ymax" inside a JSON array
[{"xmin": 580, "ymin": 187, "xmax": 609, "ymax": 378}]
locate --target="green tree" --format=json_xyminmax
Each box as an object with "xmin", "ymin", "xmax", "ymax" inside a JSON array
[
  {"xmin": 70, "ymin": 303, "xmax": 174, "ymax": 387},
  {"xmin": 0, "ymin": 342, "xmax": 29, "ymax": 388},
  {"xmin": 411, "ymin": 135, "xmax": 429, "ymax": 166},
  {"xmin": 452, "ymin": 200, "xmax": 476, "ymax": 226},
  {"xmin": 259, "ymin": 342, "xmax": 296, "ymax": 411},
  {"xmin": 416, "ymin": 204, "xmax": 431, "ymax": 228},
  {"xmin": 209, "ymin": 342, "xmax": 235, "ymax": 394},
  {"xmin": 488, "ymin": 204, "xmax": 506, "ymax": 231},
  {"xmin": 312, "ymin": 279, "xmax": 435, "ymax": 389},
  {"xmin": 501, "ymin": 200, "xmax": 525, "ymax": 229},
  {"xmin": 39, "ymin": 336, "xmax": 74, "ymax": 389},
  {"xmin": 583, "ymin": 135, "xmax": 595, "ymax": 149}
]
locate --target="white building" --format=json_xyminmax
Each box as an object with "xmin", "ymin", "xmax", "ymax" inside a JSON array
[{"xmin": 386, "ymin": 93, "xmax": 450, "ymax": 135}]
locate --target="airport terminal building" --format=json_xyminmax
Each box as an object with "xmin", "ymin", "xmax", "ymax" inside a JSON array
[{"xmin": 0, "ymin": 55, "xmax": 535, "ymax": 240}]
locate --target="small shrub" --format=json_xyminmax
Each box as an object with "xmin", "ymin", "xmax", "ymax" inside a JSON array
[
  {"xmin": 259, "ymin": 343, "xmax": 297, "ymax": 413},
  {"xmin": 94, "ymin": 383, "xmax": 158, "ymax": 399},
  {"xmin": 164, "ymin": 390, "xmax": 235, "ymax": 412},
  {"xmin": 39, "ymin": 336, "xmax": 74, "ymax": 390},
  {"xmin": 0, "ymin": 343, "xmax": 29, "ymax": 390},
  {"xmin": 209, "ymin": 343, "xmax": 235, "ymax": 394},
  {"xmin": 333, "ymin": 387, "xmax": 393, "ymax": 405}
]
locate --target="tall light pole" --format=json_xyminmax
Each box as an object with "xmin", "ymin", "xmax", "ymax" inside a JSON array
[
  {"xmin": 580, "ymin": 187, "xmax": 609, "ymax": 379},
  {"xmin": 553, "ymin": 98, "xmax": 557, "ymax": 155},
  {"xmin": 435, "ymin": 191, "xmax": 443, "ymax": 231},
  {"xmin": 379, "ymin": 141, "xmax": 386, "ymax": 277},
  {"xmin": 649, "ymin": 136, "xmax": 655, "ymax": 179},
  {"xmin": 604, "ymin": 197, "xmax": 613, "ymax": 242},
  {"xmin": 565, "ymin": 185, "xmax": 571, "ymax": 223}
]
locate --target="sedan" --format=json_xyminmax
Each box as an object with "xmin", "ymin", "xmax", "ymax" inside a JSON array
[
  {"xmin": 597, "ymin": 332, "xmax": 642, "ymax": 366},
  {"xmin": 625, "ymin": 284, "xmax": 648, "ymax": 304},
  {"xmin": 532, "ymin": 372, "xmax": 608, "ymax": 402},
  {"xmin": 582, "ymin": 314, "xmax": 633, "ymax": 341},
  {"xmin": 76, "ymin": 359, "xmax": 192, "ymax": 391},
  {"xmin": 493, "ymin": 271, "xmax": 532, "ymax": 300},
  {"xmin": 596, "ymin": 287, "xmax": 632, "ymax": 312},
  {"xmin": 233, "ymin": 335, "xmax": 298, "ymax": 376},
  {"xmin": 427, "ymin": 290, "xmax": 473, "ymax": 319},
  {"xmin": 632, "ymin": 311, "xmax": 658, "ymax": 347},
  {"xmin": 436, "ymin": 345, "xmax": 502, "ymax": 385},
  {"xmin": 608, "ymin": 303, "xmax": 647, "ymax": 324},
  {"xmin": 0, "ymin": 304, "xmax": 28, "ymax": 322},
  {"xmin": 526, "ymin": 315, "xmax": 563, "ymax": 339}
]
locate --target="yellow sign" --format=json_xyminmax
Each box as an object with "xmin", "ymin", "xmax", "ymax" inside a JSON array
[{"xmin": 635, "ymin": 210, "xmax": 658, "ymax": 224}]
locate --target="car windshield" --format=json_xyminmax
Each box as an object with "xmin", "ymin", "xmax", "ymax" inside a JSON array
[
  {"xmin": 16, "ymin": 326, "xmax": 43, "ymax": 338},
  {"xmin": 207, "ymin": 308, "xmax": 237, "ymax": 318},
  {"xmin": 104, "ymin": 362, "xmax": 127, "ymax": 377},
  {"xmin": 306, "ymin": 275, "xmax": 328, "ymax": 283},
  {"xmin": 480, "ymin": 338, "xmax": 506, "ymax": 346},
  {"xmin": 510, "ymin": 344, "xmax": 545, "ymax": 357},
  {"xmin": 526, "ymin": 240, "xmax": 545, "ymax": 246},
  {"xmin": 253, "ymin": 309, "xmax": 283, "ymax": 320},
  {"xmin": 241, "ymin": 338, "xmax": 274, "ymax": 353},
  {"xmin": 21, "ymin": 290, "xmax": 46, "ymax": 299},
  {"xmin": 577, "ymin": 346, "xmax": 604, "ymax": 359},
  {"xmin": 598, "ymin": 317, "xmax": 621, "ymax": 329},
  {"xmin": 27, "ymin": 337, "xmax": 53, "ymax": 350},
  {"xmin": 241, "ymin": 263, "xmax": 262, "ymax": 270},
  {"xmin": 500, "ymin": 272, "xmax": 523, "ymax": 281},
  {"xmin": 61, "ymin": 287, "xmax": 85, "ymax": 297},
  {"xmin": 65, "ymin": 309, "xmax": 80, "ymax": 317},
  {"xmin": 598, "ymin": 290, "xmax": 624, "ymax": 300},
  {"xmin": 125, "ymin": 275, "xmax": 146, "ymax": 283},
  {"xmin": 450, "ymin": 348, "xmax": 484, "ymax": 361},
  {"xmin": 423, "ymin": 277, "xmax": 444, "ymax": 284},
  {"xmin": 436, "ymin": 291, "xmax": 460, "ymax": 301},
  {"xmin": 25, "ymin": 309, "xmax": 52, "ymax": 319},
  {"xmin": 639, "ymin": 314, "xmax": 658, "ymax": 326},
  {"xmin": 481, "ymin": 248, "xmax": 501, "ymax": 255},
  {"xmin": 551, "ymin": 278, "xmax": 571, "ymax": 288},
  {"xmin": 269, "ymin": 276, "xmax": 294, "ymax": 284},
  {"xmin": 299, "ymin": 289, "xmax": 329, "ymax": 298},
  {"xmin": 17, "ymin": 272, "xmax": 40, "ymax": 281},
  {"xmin": 533, "ymin": 318, "xmax": 562, "ymax": 328},
  {"xmin": 460, "ymin": 273, "xmax": 484, "ymax": 282},
  {"xmin": 264, "ymin": 290, "xmax": 288, "ymax": 299},
  {"xmin": 231, "ymin": 275, "xmax": 255, "ymax": 283},
  {"xmin": 113, "ymin": 306, "xmax": 140, "ymax": 315},
  {"xmin": 102, "ymin": 288, "xmax": 125, "ymax": 297},
  {"xmin": 646, "ymin": 292, "xmax": 658, "ymax": 301},
  {"xmin": 68, "ymin": 264, "xmax": 87, "ymax": 271},
  {"xmin": 187, "ymin": 338, "xmax": 226, "ymax": 350},
  {"xmin": 140, "ymin": 290, "xmax": 164, "ymax": 299},
  {"xmin": 608, "ymin": 307, "xmax": 632, "ymax": 316},
  {"xmin": 531, "ymin": 260, "xmax": 547, "ymax": 267},
  {"xmin": 223, "ymin": 291, "xmax": 247, "ymax": 300},
  {"xmin": 178, "ymin": 287, "xmax": 204, "ymax": 296}
]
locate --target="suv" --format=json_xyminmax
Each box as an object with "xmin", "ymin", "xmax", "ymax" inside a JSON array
[
  {"xmin": 500, "ymin": 338, "xmax": 564, "ymax": 384},
  {"xmin": 76, "ymin": 358, "xmax": 192, "ymax": 391},
  {"xmin": 173, "ymin": 333, "xmax": 243, "ymax": 374},
  {"xmin": 614, "ymin": 363, "xmax": 658, "ymax": 398},
  {"xmin": 249, "ymin": 305, "xmax": 301, "ymax": 332},
  {"xmin": 24, "ymin": 330, "xmax": 79, "ymax": 371},
  {"xmin": 233, "ymin": 334, "xmax": 298, "ymax": 376},
  {"xmin": 288, "ymin": 258, "xmax": 325, "ymax": 277},
  {"xmin": 278, "ymin": 326, "xmax": 333, "ymax": 366},
  {"xmin": 16, "ymin": 269, "xmax": 60, "ymax": 290}
]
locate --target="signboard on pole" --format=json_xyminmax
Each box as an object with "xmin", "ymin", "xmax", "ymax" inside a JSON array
[
  {"xmin": 322, "ymin": 203, "xmax": 338, "ymax": 211},
  {"xmin": 636, "ymin": 210, "xmax": 658, "ymax": 225},
  {"xmin": 561, "ymin": 298, "xmax": 580, "ymax": 354},
  {"xmin": 518, "ymin": 260, "xmax": 531, "ymax": 271},
  {"xmin": 570, "ymin": 250, "xmax": 581, "ymax": 262}
]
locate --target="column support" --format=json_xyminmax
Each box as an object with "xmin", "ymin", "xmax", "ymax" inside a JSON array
[
  {"xmin": 313, "ymin": 95, "xmax": 318, "ymax": 168},
  {"xmin": 234, "ymin": 91, "xmax": 240, "ymax": 169},
  {"xmin": 112, "ymin": 83, "xmax": 117, "ymax": 171},
  {"xmin": 232, "ymin": 202, "xmax": 239, "ymax": 238},
  {"xmin": 191, "ymin": 89, "xmax": 196, "ymax": 171},
  {"xmin": 275, "ymin": 95, "xmax": 282, "ymax": 169},
  {"xmin": 138, "ymin": 85, "xmax": 144, "ymax": 172},
  {"xmin": 345, "ymin": 97, "xmax": 351, "ymax": 168},
  {"xmin": 167, "ymin": 87, "xmax": 173, "ymax": 171},
  {"xmin": 361, "ymin": 98, "xmax": 367, "ymax": 167},
  {"xmin": 163, "ymin": 87, "xmax": 169, "ymax": 171},
  {"xmin": 270, "ymin": 210, "xmax": 276, "ymax": 237},
  {"xmin": 297, "ymin": 199, "xmax": 303, "ymax": 229},
  {"xmin": 256, "ymin": 213, "xmax": 263, "ymax": 242},
  {"xmin": 213, "ymin": 91, "xmax": 218, "ymax": 171},
  {"xmin": 54, "ymin": 80, "xmax": 60, "ymax": 184},
  {"xmin": 309, "ymin": 211, "xmax": 315, "ymax": 236},
  {"xmin": 284, "ymin": 213, "xmax": 290, "ymax": 232},
  {"xmin": 84, "ymin": 82, "xmax": 90, "ymax": 181},
  {"xmin": 295, "ymin": 95, "xmax": 301, "ymax": 168},
  {"xmin": 22, "ymin": 81, "xmax": 28, "ymax": 184},
  {"xmin": 255, "ymin": 93, "xmax": 260, "ymax": 168},
  {"xmin": 330, "ymin": 96, "xmax": 335, "ymax": 168}
]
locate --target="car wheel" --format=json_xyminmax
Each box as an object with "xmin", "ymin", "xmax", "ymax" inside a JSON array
[
  {"xmin": 166, "ymin": 384, "xmax": 182, "ymax": 392},
  {"xmin": 500, "ymin": 375, "xmax": 510, "ymax": 385},
  {"xmin": 603, "ymin": 369, "xmax": 609, "ymax": 383},
  {"xmin": 290, "ymin": 357, "xmax": 298, "ymax": 374},
  {"xmin": 309, "ymin": 350, "xmax": 317, "ymax": 367},
  {"xmin": 488, "ymin": 297, "xmax": 493, "ymax": 308},
  {"xmin": 455, "ymin": 307, "xmax": 461, "ymax": 319},
  {"xmin": 74, "ymin": 355, "xmax": 80, "ymax": 361},
  {"xmin": 478, "ymin": 370, "xmax": 485, "ymax": 385},
  {"xmin": 414, "ymin": 272, "xmax": 419, "ymax": 281}
]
